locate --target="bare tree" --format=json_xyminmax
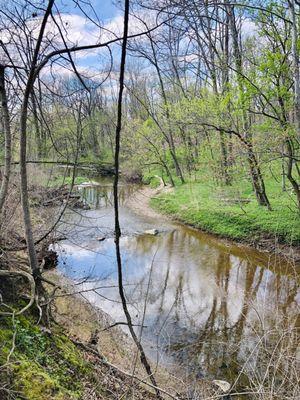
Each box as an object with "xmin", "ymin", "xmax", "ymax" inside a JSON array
[{"xmin": 0, "ymin": 66, "xmax": 12, "ymax": 214}]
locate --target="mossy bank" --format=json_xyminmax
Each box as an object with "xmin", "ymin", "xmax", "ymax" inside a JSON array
[
  {"xmin": 0, "ymin": 272, "xmax": 161, "ymax": 400},
  {"xmin": 0, "ymin": 312, "xmax": 96, "ymax": 400}
]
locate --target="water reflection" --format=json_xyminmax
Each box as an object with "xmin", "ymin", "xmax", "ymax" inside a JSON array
[
  {"xmin": 77, "ymin": 179, "xmax": 138, "ymax": 209},
  {"xmin": 55, "ymin": 180, "xmax": 300, "ymax": 394}
]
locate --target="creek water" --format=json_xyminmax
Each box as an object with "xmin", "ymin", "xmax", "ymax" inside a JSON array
[{"xmin": 53, "ymin": 177, "xmax": 300, "ymax": 394}]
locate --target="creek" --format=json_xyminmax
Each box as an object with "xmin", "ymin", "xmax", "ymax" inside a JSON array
[{"xmin": 52, "ymin": 177, "xmax": 300, "ymax": 394}]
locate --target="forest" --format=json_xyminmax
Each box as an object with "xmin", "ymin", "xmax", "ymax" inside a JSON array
[{"xmin": 0, "ymin": 1, "xmax": 299, "ymax": 400}]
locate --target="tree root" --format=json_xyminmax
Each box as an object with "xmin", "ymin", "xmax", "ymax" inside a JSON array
[{"xmin": 0, "ymin": 270, "xmax": 35, "ymax": 316}]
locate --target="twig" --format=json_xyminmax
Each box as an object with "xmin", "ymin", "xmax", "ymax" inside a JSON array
[
  {"xmin": 70, "ymin": 337, "xmax": 179, "ymax": 400},
  {"xmin": 101, "ymin": 322, "xmax": 148, "ymax": 332}
]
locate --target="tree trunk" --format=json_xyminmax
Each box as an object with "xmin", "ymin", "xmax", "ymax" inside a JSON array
[
  {"xmin": 147, "ymin": 34, "xmax": 185, "ymax": 183},
  {"xmin": 242, "ymin": 139, "xmax": 271, "ymax": 209},
  {"xmin": 112, "ymin": 1, "xmax": 162, "ymax": 396},
  {"xmin": 0, "ymin": 66, "xmax": 12, "ymax": 215},
  {"xmin": 289, "ymin": 0, "xmax": 300, "ymax": 133},
  {"xmin": 227, "ymin": 2, "xmax": 271, "ymax": 208},
  {"xmin": 31, "ymin": 91, "xmax": 43, "ymax": 159},
  {"xmin": 20, "ymin": 0, "xmax": 55, "ymax": 276},
  {"xmin": 220, "ymin": 131, "xmax": 231, "ymax": 185},
  {"xmin": 286, "ymin": 138, "xmax": 300, "ymax": 210}
]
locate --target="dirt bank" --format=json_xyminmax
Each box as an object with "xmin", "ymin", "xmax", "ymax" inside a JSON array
[
  {"xmin": 125, "ymin": 180, "xmax": 171, "ymax": 221},
  {"xmin": 44, "ymin": 269, "xmax": 229, "ymax": 400}
]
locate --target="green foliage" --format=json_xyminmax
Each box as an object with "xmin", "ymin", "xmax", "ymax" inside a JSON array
[{"xmin": 142, "ymin": 173, "xmax": 161, "ymax": 188}]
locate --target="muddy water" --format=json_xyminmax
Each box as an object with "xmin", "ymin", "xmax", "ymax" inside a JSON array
[{"xmin": 53, "ymin": 178, "xmax": 300, "ymax": 392}]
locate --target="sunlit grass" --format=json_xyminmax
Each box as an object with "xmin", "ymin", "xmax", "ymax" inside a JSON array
[{"xmin": 151, "ymin": 173, "xmax": 300, "ymax": 245}]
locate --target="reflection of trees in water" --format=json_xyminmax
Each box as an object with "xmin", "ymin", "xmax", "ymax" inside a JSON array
[
  {"xmin": 156, "ymin": 249, "xmax": 299, "ymax": 393},
  {"xmin": 75, "ymin": 220, "xmax": 298, "ymax": 394},
  {"xmin": 80, "ymin": 184, "xmax": 136, "ymax": 208}
]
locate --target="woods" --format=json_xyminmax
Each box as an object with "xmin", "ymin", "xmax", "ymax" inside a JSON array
[
  {"xmin": 1, "ymin": 1, "xmax": 300, "ymax": 222},
  {"xmin": 0, "ymin": 1, "xmax": 299, "ymax": 399}
]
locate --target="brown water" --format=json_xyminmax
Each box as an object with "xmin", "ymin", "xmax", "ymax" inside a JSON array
[{"xmin": 53, "ymin": 178, "xmax": 300, "ymax": 396}]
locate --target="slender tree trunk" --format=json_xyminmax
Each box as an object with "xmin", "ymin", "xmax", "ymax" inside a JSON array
[
  {"xmin": 220, "ymin": 131, "xmax": 231, "ymax": 185},
  {"xmin": 31, "ymin": 91, "xmax": 43, "ymax": 159},
  {"xmin": 147, "ymin": 34, "xmax": 185, "ymax": 183},
  {"xmin": 289, "ymin": 0, "xmax": 300, "ymax": 133},
  {"xmin": 247, "ymin": 144, "xmax": 271, "ymax": 209},
  {"xmin": 278, "ymin": 86, "xmax": 299, "ymax": 209},
  {"xmin": 287, "ymin": 0, "xmax": 300, "ymax": 210},
  {"xmin": 160, "ymin": 159, "xmax": 175, "ymax": 186},
  {"xmin": 0, "ymin": 66, "xmax": 12, "ymax": 214},
  {"xmin": 221, "ymin": 7, "xmax": 233, "ymax": 181},
  {"xmin": 286, "ymin": 138, "xmax": 300, "ymax": 210},
  {"xmin": 113, "ymin": 1, "xmax": 162, "ymax": 396},
  {"xmin": 20, "ymin": 0, "xmax": 55, "ymax": 276},
  {"xmin": 20, "ymin": 97, "xmax": 40, "ymax": 275},
  {"xmin": 200, "ymin": 2, "xmax": 231, "ymax": 185},
  {"xmin": 227, "ymin": 2, "xmax": 271, "ymax": 208},
  {"xmin": 281, "ymin": 154, "xmax": 286, "ymax": 192}
]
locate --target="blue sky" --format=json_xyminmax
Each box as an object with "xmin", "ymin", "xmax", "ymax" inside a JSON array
[
  {"xmin": 43, "ymin": 0, "xmax": 154, "ymax": 81},
  {"xmin": 94, "ymin": 0, "xmax": 120, "ymax": 21},
  {"xmin": 47, "ymin": 0, "xmax": 126, "ymax": 76}
]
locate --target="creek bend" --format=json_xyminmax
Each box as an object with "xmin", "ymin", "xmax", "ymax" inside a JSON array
[{"xmin": 52, "ymin": 177, "xmax": 300, "ymax": 393}]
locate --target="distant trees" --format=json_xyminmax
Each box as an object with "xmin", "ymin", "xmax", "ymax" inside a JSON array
[{"xmin": 122, "ymin": 0, "xmax": 299, "ymax": 211}]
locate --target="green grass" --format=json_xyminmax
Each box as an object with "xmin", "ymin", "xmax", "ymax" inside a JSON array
[
  {"xmin": 151, "ymin": 176, "xmax": 300, "ymax": 245},
  {"xmin": 142, "ymin": 173, "xmax": 162, "ymax": 188}
]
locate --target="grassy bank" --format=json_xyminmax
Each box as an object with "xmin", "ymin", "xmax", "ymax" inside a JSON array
[{"xmin": 151, "ymin": 178, "xmax": 300, "ymax": 246}]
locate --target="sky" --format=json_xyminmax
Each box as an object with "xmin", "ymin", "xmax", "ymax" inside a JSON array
[
  {"xmin": 40, "ymin": 0, "xmax": 128, "ymax": 80},
  {"xmin": 0, "ymin": 0, "xmax": 258, "ymax": 84},
  {"xmin": 43, "ymin": 0, "xmax": 155, "ymax": 82},
  {"xmin": 92, "ymin": 0, "xmax": 120, "ymax": 21},
  {"xmin": 0, "ymin": 0, "xmax": 151, "ymax": 86}
]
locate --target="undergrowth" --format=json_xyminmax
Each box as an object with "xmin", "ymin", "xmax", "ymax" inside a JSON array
[{"xmin": 0, "ymin": 312, "xmax": 99, "ymax": 400}]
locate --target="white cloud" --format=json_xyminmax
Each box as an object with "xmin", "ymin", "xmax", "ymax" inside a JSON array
[
  {"xmin": 47, "ymin": 13, "xmax": 101, "ymax": 47},
  {"xmin": 100, "ymin": 10, "xmax": 159, "ymax": 42}
]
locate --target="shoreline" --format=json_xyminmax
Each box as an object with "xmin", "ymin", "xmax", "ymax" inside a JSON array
[
  {"xmin": 32, "ymin": 180, "xmax": 295, "ymax": 397},
  {"xmin": 126, "ymin": 183, "xmax": 300, "ymax": 264}
]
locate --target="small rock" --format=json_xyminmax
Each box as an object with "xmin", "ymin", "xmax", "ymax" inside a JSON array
[
  {"xmin": 96, "ymin": 237, "xmax": 106, "ymax": 242},
  {"xmin": 144, "ymin": 229, "xmax": 159, "ymax": 236},
  {"xmin": 212, "ymin": 380, "xmax": 231, "ymax": 393}
]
